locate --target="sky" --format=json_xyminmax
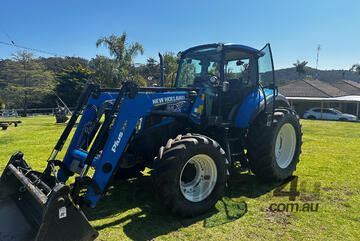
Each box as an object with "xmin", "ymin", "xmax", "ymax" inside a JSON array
[{"xmin": 0, "ymin": 0, "xmax": 359, "ymax": 70}]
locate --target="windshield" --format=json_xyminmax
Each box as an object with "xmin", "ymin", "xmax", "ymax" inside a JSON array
[
  {"xmin": 176, "ymin": 46, "xmax": 256, "ymax": 88},
  {"xmin": 176, "ymin": 47, "xmax": 221, "ymax": 87}
]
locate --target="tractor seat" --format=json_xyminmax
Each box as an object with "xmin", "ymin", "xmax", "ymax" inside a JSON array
[
  {"xmin": 227, "ymin": 78, "xmax": 244, "ymax": 89},
  {"xmin": 222, "ymin": 80, "xmax": 256, "ymax": 121},
  {"xmin": 193, "ymin": 76, "xmax": 203, "ymax": 87}
]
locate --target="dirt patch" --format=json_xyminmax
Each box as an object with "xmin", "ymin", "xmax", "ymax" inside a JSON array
[
  {"xmin": 264, "ymin": 207, "xmax": 293, "ymax": 227},
  {"xmin": 332, "ymin": 197, "xmax": 345, "ymax": 202},
  {"xmin": 322, "ymin": 187, "xmax": 333, "ymax": 192},
  {"xmin": 300, "ymin": 193, "xmax": 319, "ymax": 202},
  {"xmin": 340, "ymin": 203, "xmax": 351, "ymax": 208}
]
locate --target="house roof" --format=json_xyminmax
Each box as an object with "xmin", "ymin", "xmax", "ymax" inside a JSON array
[
  {"xmin": 279, "ymin": 79, "xmax": 347, "ymax": 97},
  {"xmin": 329, "ymin": 80, "xmax": 360, "ymax": 95},
  {"xmin": 287, "ymin": 95, "xmax": 360, "ymax": 103}
]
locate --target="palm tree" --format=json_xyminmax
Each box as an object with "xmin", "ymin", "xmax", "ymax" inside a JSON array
[
  {"xmin": 293, "ymin": 60, "xmax": 308, "ymax": 79},
  {"xmin": 96, "ymin": 32, "xmax": 144, "ymax": 83},
  {"xmin": 96, "ymin": 33, "xmax": 144, "ymax": 69},
  {"xmin": 350, "ymin": 64, "xmax": 360, "ymax": 76}
]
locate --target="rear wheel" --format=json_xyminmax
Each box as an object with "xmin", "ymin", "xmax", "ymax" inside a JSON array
[
  {"xmin": 247, "ymin": 109, "xmax": 302, "ymax": 181},
  {"xmin": 152, "ymin": 133, "xmax": 228, "ymax": 217}
]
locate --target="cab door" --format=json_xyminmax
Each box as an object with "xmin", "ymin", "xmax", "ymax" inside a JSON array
[
  {"xmin": 231, "ymin": 44, "xmax": 277, "ymax": 128},
  {"xmin": 258, "ymin": 43, "xmax": 275, "ymax": 88}
]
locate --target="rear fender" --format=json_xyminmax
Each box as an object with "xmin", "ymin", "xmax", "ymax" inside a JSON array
[
  {"xmin": 248, "ymin": 93, "xmax": 289, "ymax": 124},
  {"xmin": 233, "ymin": 89, "xmax": 289, "ymax": 128}
]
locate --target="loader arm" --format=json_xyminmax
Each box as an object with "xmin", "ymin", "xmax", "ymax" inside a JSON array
[{"xmin": 56, "ymin": 85, "xmax": 192, "ymax": 207}]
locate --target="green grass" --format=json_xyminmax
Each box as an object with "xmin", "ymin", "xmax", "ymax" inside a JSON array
[{"xmin": 1, "ymin": 116, "xmax": 359, "ymax": 240}]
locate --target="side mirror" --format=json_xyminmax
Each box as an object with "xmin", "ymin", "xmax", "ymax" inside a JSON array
[{"xmin": 222, "ymin": 81, "xmax": 229, "ymax": 92}]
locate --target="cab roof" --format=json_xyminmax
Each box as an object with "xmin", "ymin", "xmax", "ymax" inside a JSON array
[{"xmin": 180, "ymin": 43, "xmax": 260, "ymax": 57}]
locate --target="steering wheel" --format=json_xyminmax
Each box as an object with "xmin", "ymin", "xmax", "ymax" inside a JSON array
[{"xmin": 207, "ymin": 73, "xmax": 219, "ymax": 85}]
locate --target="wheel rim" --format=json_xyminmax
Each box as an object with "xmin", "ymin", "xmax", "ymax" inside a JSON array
[
  {"xmin": 179, "ymin": 154, "xmax": 217, "ymax": 202},
  {"xmin": 275, "ymin": 123, "xmax": 297, "ymax": 169}
]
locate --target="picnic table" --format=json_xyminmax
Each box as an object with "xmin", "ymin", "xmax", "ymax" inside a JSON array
[{"xmin": 0, "ymin": 121, "xmax": 22, "ymax": 130}]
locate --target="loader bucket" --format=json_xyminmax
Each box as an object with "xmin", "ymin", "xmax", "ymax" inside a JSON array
[{"xmin": 0, "ymin": 152, "xmax": 98, "ymax": 241}]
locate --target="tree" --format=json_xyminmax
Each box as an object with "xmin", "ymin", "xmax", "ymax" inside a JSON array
[
  {"xmin": 0, "ymin": 97, "xmax": 4, "ymax": 109},
  {"xmin": 55, "ymin": 64, "xmax": 94, "ymax": 106},
  {"xmin": 0, "ymin": 51, "xmax": 54, "ymax": 115},
  {"xmin": 90, "ymin": 55, "xmax": 121, "ymax": 88},
  {"xmin": 131, "ymin": 73, "xmax": 146, "ymax": 87},
  {"xmin": 135, "ymin": 58, "xmax": 161, "ymax": 86},
  {"xmin": 305, "ymin": 75, "xmax": 313, "ymax": 80},
  {"xmin": 293, "ymin": 60, "xmax": 308, "ymax": 79},
  {"xmin": 350, "ymin": 64, "xmax": 360, "ymax": 76},
  {"xmin": 0, "ymin": 60, "xmax": 11, "ymax": 89},
  {"xmin": 137, "ymin": 52, "xmax": 179, "ymax": 87},
  {"xmin": 163, "ymin": 52, "xmax": 179, "ymax": 87},
  {"xmin": 144, "ymin": 57, "xmax": 160, "ymax": 86},
  {"xmin": 38, "ymin": 56, "xmax": 89, "ymax": 73},
  {"xmin": 96, "ymin": 33, "xmax": 144, "ymax": 83}
]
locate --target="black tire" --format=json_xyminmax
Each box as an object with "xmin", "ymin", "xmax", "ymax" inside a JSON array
[
  {"xmin": 307, "ymin": 115, "xmax": 316, "ymax": 120},
  {"xmin": 247, "ymin": 109, "xmax": 302, "ymax": 181},
  {"xmin": 152, "ymin": 133, "xmax": 228, "ymax": 217}
]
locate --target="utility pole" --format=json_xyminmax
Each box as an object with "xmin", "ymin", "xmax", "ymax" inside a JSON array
[{"xmin": 315, "ymin": 44, "xmax": 321, "ymax": 79}]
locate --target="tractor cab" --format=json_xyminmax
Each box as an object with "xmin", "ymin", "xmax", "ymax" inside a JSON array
[{"xmin": 176, "ymin": 43, "xmax": 276, "ymax": 123}]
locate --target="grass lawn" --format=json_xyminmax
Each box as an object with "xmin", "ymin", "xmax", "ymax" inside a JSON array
[{"xmin": 0, "ymin": 116, "xmax": 359, "ymax": 240}]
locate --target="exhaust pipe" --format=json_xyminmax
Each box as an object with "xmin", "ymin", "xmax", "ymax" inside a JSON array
[
  {"xmin": 159, "ymin": 52, "xmax": 164, "ymax": 87},
  {"xmin": 0, "ymin": 152, "xmax": 98, "ymax": 241}
]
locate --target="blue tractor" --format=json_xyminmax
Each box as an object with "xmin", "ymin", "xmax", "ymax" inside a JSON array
[{"xmin": 0, "ymin": 43, "xmax": 302, "ymax": 241}]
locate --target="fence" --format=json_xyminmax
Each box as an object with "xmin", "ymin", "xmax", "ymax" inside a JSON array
[
  {"xmin": 0, "ymin": 109, "xmax": 19, "ymax": 118},
  {"xmin": 1, "ymin": 108, "xmax": 58, "ymax": 117}
]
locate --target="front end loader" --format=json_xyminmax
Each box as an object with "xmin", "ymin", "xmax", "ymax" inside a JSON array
[
  {"xmin": 0, "ymin": 43, "xmax": 302, "ymax": 241},
  {"xmin": 0, "ymin": 82, "xmax": 196, "ymax": 241},
  {"xmin": 0, "ymin": 152, "xmax": 98, "ymax": 241}
]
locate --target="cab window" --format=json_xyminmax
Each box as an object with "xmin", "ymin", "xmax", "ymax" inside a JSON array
[
  {"xmin": 225, "ymin": 58, "xmax": 251, "ymax": 86},
  {"xmin": 258, "ymin": 44, "xmax": 275, "ymax": 87}
]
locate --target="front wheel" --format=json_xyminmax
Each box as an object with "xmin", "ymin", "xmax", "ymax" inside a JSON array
[
  {"xmin": 247, "ymin": 109, "xmax": 302, "ymax": 181},
  {"xmin": 152, "ymin": 134, "xmax": 228, "ymax": 217}
]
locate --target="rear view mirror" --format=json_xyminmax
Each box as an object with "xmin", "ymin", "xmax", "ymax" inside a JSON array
[{"xmin": 236, "ymin": 60, "xmax": 244, "ymax": 66}]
